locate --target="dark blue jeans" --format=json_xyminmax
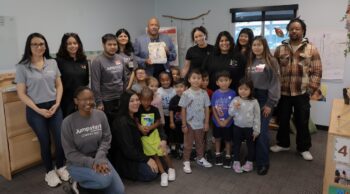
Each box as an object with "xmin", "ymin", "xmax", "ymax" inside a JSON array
[
  {"xmin": 68, "ymin": 161, "xmax": 125, "ymax": 194},
  {"xmin": 137, "ymin": 162, "xmax": 158, "ymax": 182},
  {"xmin": 26, "ymin": 101, "xmax": 64, "ymax": 172},
  {"xmin": 254, "ymin": 89, "xmax": 272, "ymax": 167}
]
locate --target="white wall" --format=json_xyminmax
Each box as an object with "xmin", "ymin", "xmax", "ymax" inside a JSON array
[
  {"xmin": 155, "ymin": 0, "xmax": 350, "ymax": 126},
  {"xmin": 0, "ymin": 0, "xmax": 155, "ymax": 71}
]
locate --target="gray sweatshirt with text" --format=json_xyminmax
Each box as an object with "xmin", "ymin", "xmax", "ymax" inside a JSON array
[{"xmin": 61, "ymin": 109, "xmax": 111, "ymax": 168}]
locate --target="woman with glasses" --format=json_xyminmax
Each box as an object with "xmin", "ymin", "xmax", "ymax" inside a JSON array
[
  {"xmin": 15, "ymin": 33, "xmax": 69, "ymax": 187},
  {"xmin": 56, "ymin": 33, "xmax": 89, "ymax": 118},
  {"xmin": 61, "ymin": 86, "xmax": 124, "ymax": 194}
]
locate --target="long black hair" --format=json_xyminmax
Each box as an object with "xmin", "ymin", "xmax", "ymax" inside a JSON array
[
  {"xmin": 234, "ymin": 28, "xmax": 254, "ymax": 58},
  {"xmin": 116, "ymin": 28, "xmax": 134, "ymax": 56},
  {"xmin": 214, "ymin": 31, "xmax": 235, "ymax": 57},
  {"xmin": 117, "ymin": 90, "xmax": 138, "ymax": 117},
  {"xmin": 18, "ymin": 32, "xmax": 51, "ymax": 64},
  {"xmin": 56, "ymin": 33, "xmax": 87, "ymax": 61}
]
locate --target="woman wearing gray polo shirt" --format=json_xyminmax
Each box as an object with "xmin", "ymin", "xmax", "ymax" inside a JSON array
[{"xmin": 15, "ymin": 33, "xmax": 69, "ymax": 188}]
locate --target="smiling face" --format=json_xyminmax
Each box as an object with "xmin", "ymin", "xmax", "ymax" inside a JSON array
[
  {"xmin": 66, "ymin": 36, "xmax": 79, "ymax": 58},
  {"xmin": 117, "ymin": 32, "xmax": 129, "ymax": 46},
  {"xmin": 219, "ymin": 36, "xmax": 231, "ymax": 54},
  {"xmin": 159, "ymin": 73, "xmax": 171, "ymax": 89},
  {"xmin": 148, "ymin": 79, "xmax": 159, "ymax": 93},
  {"xmin": 30, "ymin": 37, "xmax": 46, "ymax": 57},
  {"xmin": 238, "ymin": 33, "xmax": 250, "ymax": 47},
  {"xmin": 252, "ymin": 39, "xmax": 264, "ymax": 58},
  {"xmin": 129, "ymin": 94, "xmax": 141, "ymax": 114},
  {"xmin": 194, "ymin": 30, "xmax": 207, "ymax": 47},
  {"xmin": 74, "ymin": 89, "xmax": 95, "ymax": 115},
  {"xmin": 238, "ymin": 84, "xmax": 251, "ymax": 99},
  {"xmin": 188, "ymin": 72, "xmax": 202, "ymax": 89}
]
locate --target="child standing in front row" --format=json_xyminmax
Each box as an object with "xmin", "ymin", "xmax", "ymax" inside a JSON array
[
  {"xmin": 211, "ymin": 70, "xmax": 236, "ymax": 168},
  {"xmin": 135, "ymin": 87, "xmax": 175, "ymax": 187},
  {"xmin": 229, "ymin": 78, "xmax": 260, "ymax": 173},
  {"xmin": 179, "ymin": 69, "xmax": 212, "ymax": 174},
  {"xmin": 169, "ymin": 78, "xmax": 187, "ymax": 159},
  {"xmin": 157, "ymin": 72, "xmax": 176, "ymax": 153}
]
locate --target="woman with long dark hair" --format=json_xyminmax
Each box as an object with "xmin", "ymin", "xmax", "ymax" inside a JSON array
[
  {"xmin": 115, "ymin": 28, "xmax": 137, "ymax": 89},
  {"xmin": 111, "ymin": 90, "xmax": 159, "ymax": 182},
  {"xmin": 15, "ymin": 33, "xmax": 69, "ymax": 187},
  {"xmin": 202, "ymin": 31, "xmax": 246, "ymax": 92},
  {"xmin": 234, "ymin": 28, "xmax": 254, "ymax": 60},
  {"xmin": 56, "ymin": 33, "xmax": 89, "ymax": 117}
]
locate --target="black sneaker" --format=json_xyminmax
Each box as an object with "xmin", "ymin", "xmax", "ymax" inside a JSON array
[
  {"xmin": 223, "ymin": 156, "xmax": 232, "ymax": 169},
  {"xmin": 215, "ymin": 154, "xmax": 223, "ymax": 166}
]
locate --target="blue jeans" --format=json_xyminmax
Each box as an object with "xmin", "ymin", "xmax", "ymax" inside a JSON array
[
  {"xmin": 68, "ymin": 161, "xmax": 125, "ymax": 194},
  {"xmin": 137, "ymin": 162, "xmax": 158, "ymax": 182},
  {"xmin": 26, "ymin": 101, "xmax": 64, "ymax": 172},
  {"xmin": 254, "ymin": 89, "xmax": 271, "ymax": 167}
]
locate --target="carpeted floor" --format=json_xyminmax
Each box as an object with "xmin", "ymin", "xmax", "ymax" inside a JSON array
[{"xmin": 0, "ymin": 130, "xmax": 327, "ymax": 194}]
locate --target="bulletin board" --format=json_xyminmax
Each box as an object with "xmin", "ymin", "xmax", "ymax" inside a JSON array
[{"xmin": 0, "ymin": 16, "xmax": 19, "ymax": 73}]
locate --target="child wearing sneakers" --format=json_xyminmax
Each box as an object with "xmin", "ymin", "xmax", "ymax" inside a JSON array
[
  {"xmin": 179, "ymin": 69, "xmax": 212, "ymax": 173},
  {"xmin": 146, "ymin": 76, "xmax": 165, "ymax": 125},
  {"xmin": 211, "ymin": 70, "xmax": 236, "ymax": 168},
  {"xmin": 169, "ymin": 78, "xmax": 187, "ymax": 159},
  {"xmin": 135, "ymin": 87, "xmax": 175, "ymax": 187},
  {"xmin": 229, "ymin": 78, "xmax": 260, "ymax": 173}
]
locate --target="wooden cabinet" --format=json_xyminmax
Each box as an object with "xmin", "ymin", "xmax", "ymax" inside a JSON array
[
  {"xmin": 0, "ymin": 83, "xmax": 42, "ymax": 180},
  {"xmin": 323, "ymin": 99, "xmax": 350, "ymax": 193}
]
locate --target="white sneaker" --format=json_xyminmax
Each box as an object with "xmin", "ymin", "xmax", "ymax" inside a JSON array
[
  {"xmin": 56, "ymin": 166, "xmax": 70, "ymax": 181},
  {"xmin": 183, "ymin": 161, "xmax": 192, "ymax": 174},
  {"xmin": 45, "ymin": 170, "xmax": 62, "ymax": 187},
  {"xmin": 160, "ymin": 173, "xmax": 168, "ymax": 187},
  {"xmin": 300, "ymin": 151, "xmax": 313, "ymax": 161},
  {"xmin": 197, "ymin": 157, "xmax": 213, "ymax": 168},
  {"xmin": 71, "ymin": 181, "xmax": 79, "ymax": 194},
  {"xmin": 168, "ymin": 168, "xmax": 176, "ymax": 181},
  {"xmin": 270, "ymin": 145, "xmax": 290, "ymax": 152}
]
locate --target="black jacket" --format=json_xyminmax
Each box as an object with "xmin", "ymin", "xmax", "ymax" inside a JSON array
[{"xmin": 111, "ymin": 115, "xmax": 149, "ymax": 180}]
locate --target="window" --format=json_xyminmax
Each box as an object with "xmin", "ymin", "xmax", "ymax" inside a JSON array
[{"xmin": 230, "ymin": 5, "xmax": 298, "ymax": 49}]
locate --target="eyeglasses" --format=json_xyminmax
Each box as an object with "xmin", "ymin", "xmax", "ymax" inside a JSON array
[{"xmin": 30, "ymin": 43, "xmax": 45, "ymax": 48}]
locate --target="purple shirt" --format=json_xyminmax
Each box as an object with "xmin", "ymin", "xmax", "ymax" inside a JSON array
[{"xmin": 211, "ymin": 89, "xmax": 236, "ymax": 127}]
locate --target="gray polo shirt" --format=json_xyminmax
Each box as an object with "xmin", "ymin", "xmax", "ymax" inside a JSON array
[{"xmin": 15, "ymin": 58, "xmax": 61, "ymax": 104}]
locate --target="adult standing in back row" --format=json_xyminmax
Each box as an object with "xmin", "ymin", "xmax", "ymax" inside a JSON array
[
  {"xmin": 56, "ymin": 33, "xmax": 89, "ymax": 118},
  {"xmin": 181, "ymin": 26, "xmax": 214, "ymax": 78},
  {"xmin": 270, "ymin": 18, "xmax": 322, "ymax": 161},
  {"xmin": 91, "ymin": 34, "xmax": 127, "ymax": 124},
  {"xmin": 134, "ymin": 17, "xmax": 177, "ymax": 78}
]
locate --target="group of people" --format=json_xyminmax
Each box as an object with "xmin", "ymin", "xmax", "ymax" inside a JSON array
[{"xmin": 14, "ymin": 16, "xmax": 322, "ymax": 193}]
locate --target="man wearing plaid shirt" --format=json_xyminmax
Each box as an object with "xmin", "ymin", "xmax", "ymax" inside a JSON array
[{"xmin": 270, "ymin": 18, "xmax": 322, "ymax": 161}]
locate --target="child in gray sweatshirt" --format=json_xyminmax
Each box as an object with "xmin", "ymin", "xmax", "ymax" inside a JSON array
[{"xmin": 229, "ymin": 78, "xmax": 260, "ymax": 173}]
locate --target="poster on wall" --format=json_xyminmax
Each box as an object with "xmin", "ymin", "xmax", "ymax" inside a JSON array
[
  {"xmin": 159, "ymin": 27, "xmax": 179, "ymax": 66},
  {"xmin": 308, "ymin": 30, "xmax": 347, "ymax": 80}
]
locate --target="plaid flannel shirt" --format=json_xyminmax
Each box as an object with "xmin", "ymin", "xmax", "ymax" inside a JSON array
[{"xmin": 274, "ymin": 38, "xmax": 322, "ymax": 96}]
